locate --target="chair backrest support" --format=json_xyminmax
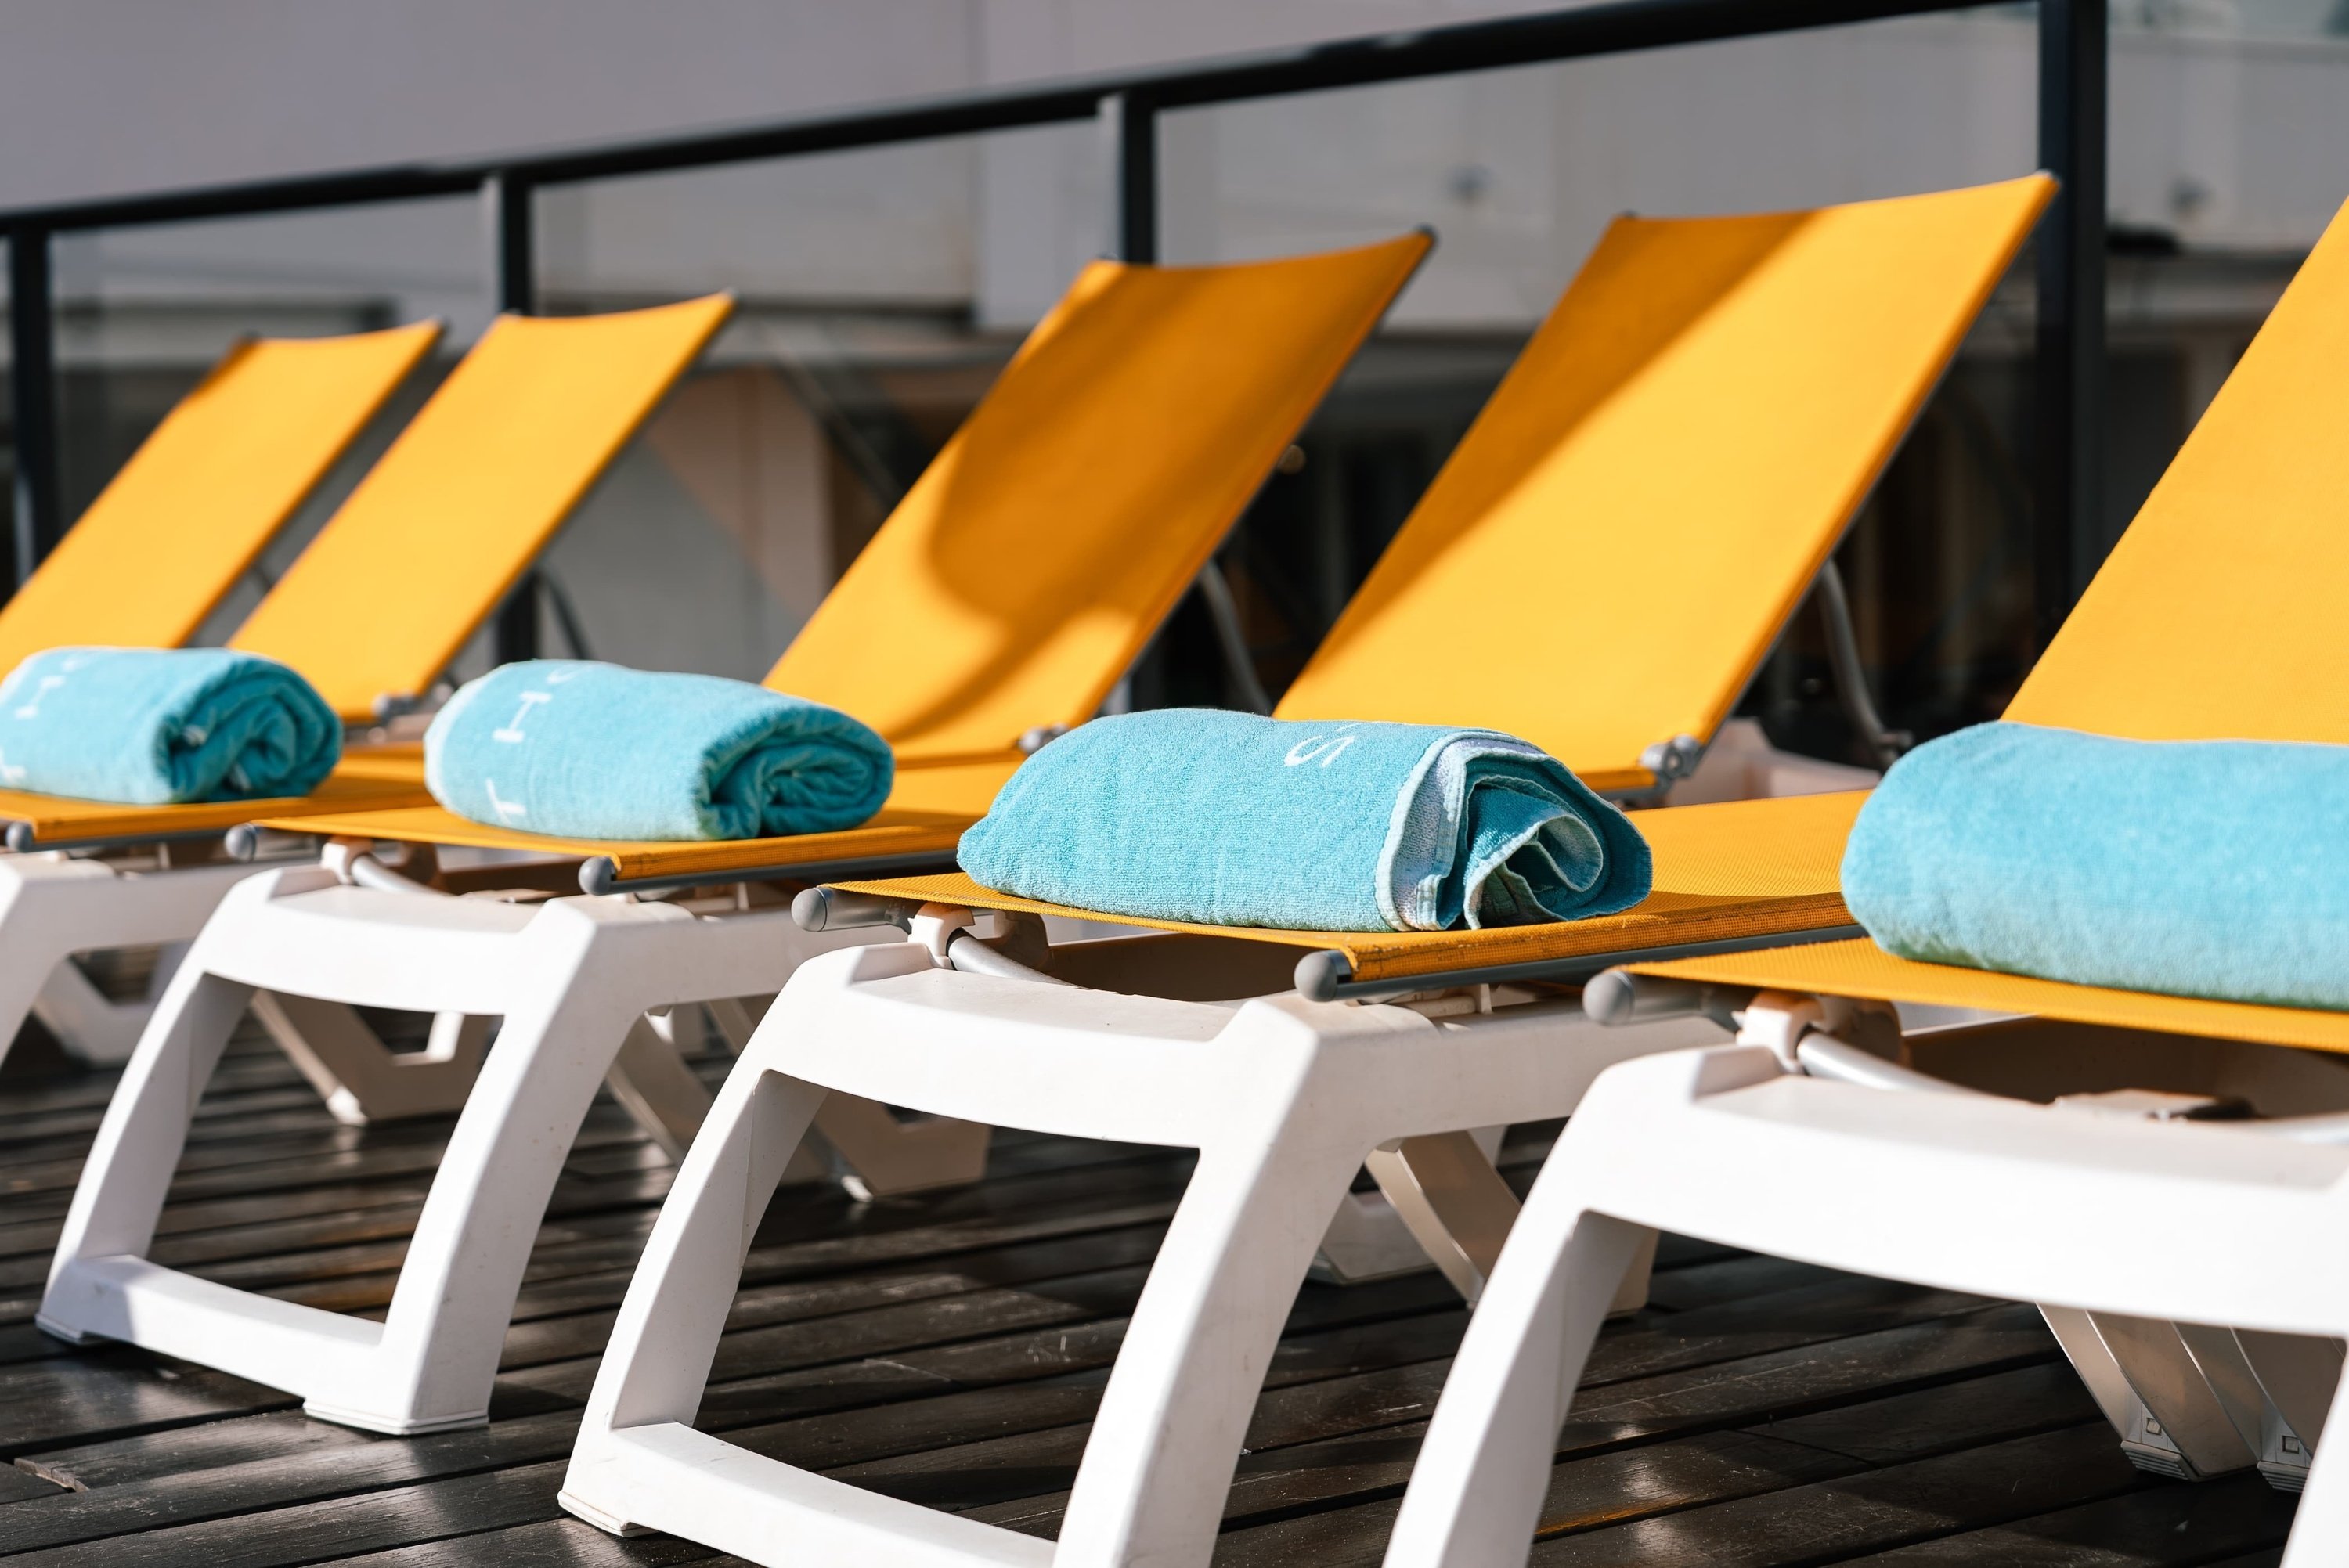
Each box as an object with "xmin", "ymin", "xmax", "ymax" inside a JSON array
[
  {"xmin": 230, "ymin": 296, "xmax": 734, "ymax": 722},
  {"xmin": 1276, "ymin": 175, "xmax": 2055, "ymax": 782},
  {"xmin": 0, "ymin": 322, "xmax": 441, "ymax": 676}
]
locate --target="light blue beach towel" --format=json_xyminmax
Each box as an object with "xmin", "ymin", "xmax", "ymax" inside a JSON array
[
  {"xmin": 958, "ymin": 708, "xmax": 1651, "ymax": 932},
  {"xmin": 0, "ymin": 647, "xmax": 341, "ymax": 805},
  {"xmin": 424, "ymin": 660, "xmax": 893, "ymax": 842},
  {"xmin": 1843, "ymin": 720, "xmax": 2349, "ymax": 1011}
]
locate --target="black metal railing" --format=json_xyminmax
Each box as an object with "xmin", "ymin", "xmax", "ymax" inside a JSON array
[{"xmin": 1, "ymin": 0, "xmax": 2106, "ymax": 658}]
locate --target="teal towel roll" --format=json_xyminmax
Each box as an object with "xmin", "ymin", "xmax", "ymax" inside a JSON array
[
  {"xmin": 424, "ymin": 660, "xmax": 893, "ymax": 842},
  {"xmin": 1843, "ymin": 720, "xmax": 2349, "ymax": 1011},
  {"xmin": 0, "ymin": 647, "xmax": 341, "ymax": 806},
  {"xmin": 957, "ymin": 709, "xmax": 1651, "ymax": 932}
]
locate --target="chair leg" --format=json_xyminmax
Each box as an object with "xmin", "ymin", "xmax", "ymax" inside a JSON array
[
  {"xmin": 31, "ymin": 959, "xmax": 153, "ymax": 1065},
  {"xmin": 1318, "ymin": 1126, "xmax": 1513, "ymax": 1289},
  {"xmin": 1366, "ymin": 1131, "xmax": 1521, "ymax": 1303},
  {"xmin": 605, "ymin": 1011, "xmax": 725, "ymax": 1160},
  {"xmin": 2284, "ymin": 1370, "xmax": 2349, "ymax": 1566},
  {"xmin": 251, "ymin": 992, "xmax": 490, "ymax": 1124},
  {"xmin": 323, "ymin": 986, "xmax": 644, "ymax": 1429},
  {"xmin": 1384, "ymin": 1151, "xmax": 1652, "ymax": 1568},
  {"xmin": 562, "ymin": 1059, "xmax": 830, "ymax": 1534},
  {"xmin": 2239, "ymin": 1329, "xmax": 2344, "ymax": 1450},
  {"xmin": 34, "ymin": 938, "xmax": 200, "ymax": 1067},
  {"xmin": 1054, "ymin": 1133, "xmax": 1371, "ymax": 1567},
  {"xmin": 38, "ymin": 962, "xmax": 255, "ymax": 1340}
]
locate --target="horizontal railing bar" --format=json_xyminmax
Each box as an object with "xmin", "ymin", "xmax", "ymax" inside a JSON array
[{"xmin": 0, "ymin": 0, "xmax": 1978, "ymax": 234}]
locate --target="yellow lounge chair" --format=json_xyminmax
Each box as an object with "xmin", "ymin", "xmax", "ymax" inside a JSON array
[
  {"xmin": 543, "ymin": 176, "xmax": 2055, "ymax": 1568},
  {"xmin": 0, "ymin": 320, "xmax": 439, "ymax": 677},
  {"xmin": 0, "ymin": 297, "xmax": 729, "ymax": 1068},
  {"xmin": 35, "ymin": 235, "xmax": 1434, "ymax": 1436},
  {"xmin": 0, "ymin": 320, "xmax": 438, "ymax": 1061},
  {"xmin": 1380, "ymin": 191, "xmax": 2349, "ymax": 1568}
]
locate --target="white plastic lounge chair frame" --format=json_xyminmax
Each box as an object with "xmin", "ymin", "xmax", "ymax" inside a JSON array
[
  {"xmin": 0, "ymin": 299, "xmax": 730, "ymax": 1082},
  {"xmin": 557, "ymin": 920, "xmax": 1705, "ymax": 1564},
  {"xmin": 34, "ymin": 238, "xmax": 1434, "ymax": 1436},
  {"xmin": 1388, "ymin": 181, "xmax": 2349, "ymax": 1565},
  {"xmin": 551, "ymin": 178, "xmax": 2059, "ymax": 1568},
  {"xmin": 1382, "ymin": 997, "xmax": 2349, "ymax": 1566}
]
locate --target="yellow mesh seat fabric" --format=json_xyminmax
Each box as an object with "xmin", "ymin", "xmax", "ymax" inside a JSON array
[
  {"xmin": 0, "ymin": 323, "xmax": 439, "ymax": 676},
  {"xmin": 1639, "ymin": 940, "xmax": 2349, "ymax": 1055},
  {"xmin": 255, "ymin": 237, "xmax": 1433, "ymax": 871},
  {"xmin": 761, "ymin": 235, "xmax": 1433, "ymax": 765},
  {"xmin": 231, "ymin": 297, "xmax": 734, "ymax": 723},
  {"xmin": 266, "ymin": 754, "xmax": 1017, "ymax": 883},
  {"xmin": 0, "ymin": 769, "xmax": 433, "ymax": 851},
  {"xmin": 1648, "ymin": 193, "xmax": 2349, "ymax": 1048},
  {"xmin": 1276, "ymin": 176, "xmax": 2052, "ymax": 784}
]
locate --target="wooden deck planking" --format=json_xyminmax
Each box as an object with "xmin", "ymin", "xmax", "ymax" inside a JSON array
[{"xmin": 0, "ymin": 1000, "xmax": 2301, "ymax": 1566}]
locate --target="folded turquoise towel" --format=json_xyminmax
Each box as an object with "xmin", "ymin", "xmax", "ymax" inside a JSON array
[
  {"xmin": 0, "ymin": 647, "xmax": 341, "ymax": 806},
  {"xmin": 1844, "ymin": 720, "xmax": 2349, "ymax": 1011},
  {"xmin": 958, "ymin": 709, "xmax": 1651, "ymax": 932},
  {"xmin": 424, "ymin": 660, "xmax": 893, "ymax": 842}
]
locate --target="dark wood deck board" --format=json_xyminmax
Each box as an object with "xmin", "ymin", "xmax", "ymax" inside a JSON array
[{"xmin": 0, "ymin": 1014, "xmax": 2300, "ymax": 1564}]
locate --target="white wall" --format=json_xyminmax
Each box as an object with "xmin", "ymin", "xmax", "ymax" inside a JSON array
[{"xmin": 3, "ymin": 2, "xmax": 2344, "ymax": 351}]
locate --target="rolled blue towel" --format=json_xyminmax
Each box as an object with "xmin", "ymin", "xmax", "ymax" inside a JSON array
[
  {"xmin": 424, "ymin": 660, "xmax": 892, "ymax": 842},
  {"xmin": 1844, "ymin": 721, "xmax": 2349, "ymax": 1011},
  {"xmin": 0, "ymin": 647, "xmax": 341, "ymax": 805},
  {"xmin": 958, "ymin": 709, "xmax": 1651, "ymax": 932}
]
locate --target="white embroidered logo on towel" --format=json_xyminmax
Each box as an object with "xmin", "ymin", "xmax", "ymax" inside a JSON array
[
  {"xmin": 1283, "ymin": 723, "xmax": 1361, "ymax": 770},
  {"xmin": 483, "ymin": 778, "xmax": 529, "ymax": 824},
  {"xmin": 492, "ymin": 690, "xmax": 553, "ymax": 744}
]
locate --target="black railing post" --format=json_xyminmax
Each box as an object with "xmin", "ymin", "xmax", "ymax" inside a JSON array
[
  {"xmin": 2034, "ymin": 0, "xmax": 2107, "ymax": 649},
  {"xmin": 1100, "ymin": 90, "xmax": 1170, "ymax": 711},
  {"xmin": 483, "ymin": 171, "xmax": 541, "ymax": 664},
  {"xmin": 6, "ymin": 226, "xmax": 60, "ymax": 595},
  {"xmin": 1102, "ymin": 91, "xmax": 1159, "ymax": 264}
]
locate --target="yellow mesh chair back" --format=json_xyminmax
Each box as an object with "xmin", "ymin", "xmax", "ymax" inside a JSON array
[
  {"xmin": 763, "ymin": 235, "xmax": 1431, "ymax": 762},
  {"xmin": 2006, "ymin": 194, "xmax": 2349, "ymax": 744},
  {"xmin": 1276, "ymin": 176, "xmax": 2054, "ymax": 783},
  {"xmin": 232, "ymin": 296, "xmax": 733, "ymax": 722},
  {"xmin": 0, "ymin": 323, "xmax": 440, "ymax": 677}
]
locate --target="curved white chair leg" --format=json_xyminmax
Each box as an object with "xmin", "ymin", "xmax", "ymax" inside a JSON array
[
  {"xmin": 1056, "ymin": 1129, "xmax": 1368, "ymax": 1566},
  {"xmin": 323, "ymin": 979, "xmax": 630, "ymax": 1428},
  {"xmin": 604, "ymin": 1011, "xmax": 727, "ymax": 1161},
  {"xmin": 560, "ymin": 1060, "xmax": 831, "ymax": 1537},
  {"xmin": 38, "ymin": 958, "xmax": 256, "ymax": 1346},
  {"xmin": 1383, "ymin": 1147, "xmax": 1652, "ymax": 1568},
  {"xmin": 39, "ymin": 872, "xmax": 679, "ymax": 1433}
]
